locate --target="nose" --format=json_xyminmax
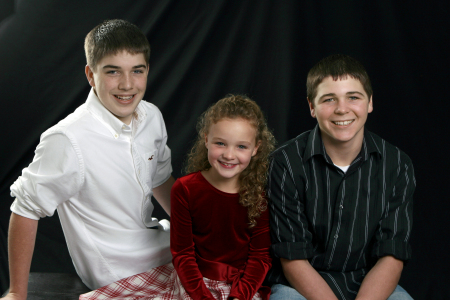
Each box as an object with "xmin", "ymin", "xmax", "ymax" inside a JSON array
[
  {"xmin": 118, "ymin": 73, "xmax": 132, "ymax": 90},
  {"xmin": 335, "ymin": 99, "xmax": 349, "ymax": 114},
  {"xmin": 222, "ymin": 147, "xmax": 235, "ymax": 160}
]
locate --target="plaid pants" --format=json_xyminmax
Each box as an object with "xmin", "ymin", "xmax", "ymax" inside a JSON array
[{"xmin": 79, "ymin": 263, "xmax": 262, "ymax": 300}]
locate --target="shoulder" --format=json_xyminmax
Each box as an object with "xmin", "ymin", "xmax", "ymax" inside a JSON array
[
  {"xmin": 40, "ymin": 104, "xmax": 91, "ymax": 142},
  {"xmin": 173, "ymin": 172, "xmax": 201, "ymax": 191},
  {"xmin": 367, "ymin": 131, "xmax": 414, "ymax": 167},
  {"xmin": 138, "ymin": 100, "xmax": 164, "ymax": 118},
  {"xmin": 171, "ymin": 172, "xmax": 205, "ymax": 206},
  {"xmin": 271, "ymin": 130, "xmax": 312, "ymax": 161},
  {"xmin": 177, "ymin": 171, "xmax": 203, "ymax": 184},
  {"xmin": 136, "ymin": 101, "xmax": 168, "ymax": 136}
]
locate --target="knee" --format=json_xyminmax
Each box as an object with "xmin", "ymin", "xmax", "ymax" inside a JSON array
[
  {"xmin": 270, "ymin": 284, "xmax": 307, "ymax": 300},
  {"xmin": 387, "ymin": 285, "xmax": 413, "ymax": 300}
]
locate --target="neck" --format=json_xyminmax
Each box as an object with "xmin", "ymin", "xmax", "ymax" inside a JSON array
[
  {"xmin": 322, "ymin": 136, "xmax": 363, "ymax": 167},
  {"xmin": 201, "ymin": 170, "xmax": 240, "ymax": 193}
]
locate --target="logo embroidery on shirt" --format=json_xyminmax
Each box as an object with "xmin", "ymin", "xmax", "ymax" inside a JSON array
[{"xmin": 148, "ymin": 155, "xmax": 154, "ymax": 161}]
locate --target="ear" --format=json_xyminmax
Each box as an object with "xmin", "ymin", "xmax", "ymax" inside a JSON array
[
  {"xmin": 307, "ymin": 98, "xmax": 316, "ymax": 118},
  {"xmin": 85, "ymin": 65, "xmax": 95, "ymax": 87},
  {"xmin": 368, "ymin": 95, "xmax": 373, "ymax": 113},
  {"xmin": 204, "ymin": 133, "xmax": 208, "ymax": 147},
  {"xmin": 252, "ymin": 140, "xmax": 262, "ymax": 157}
]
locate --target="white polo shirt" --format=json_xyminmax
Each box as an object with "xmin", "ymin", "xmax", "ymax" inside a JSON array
[{"xmin": 10, "ymin": 89, "xmax": 173, "ymax": 289}]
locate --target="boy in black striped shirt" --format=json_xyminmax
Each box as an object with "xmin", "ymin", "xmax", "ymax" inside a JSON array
[{"xmin": 267, "ymin": 54, "xmax": 414, "ymax": 300}]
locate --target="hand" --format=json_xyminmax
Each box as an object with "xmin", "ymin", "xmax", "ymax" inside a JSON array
[{"xmin": 1, "ymin": 292, "xmax": 26, "ymax": 300}]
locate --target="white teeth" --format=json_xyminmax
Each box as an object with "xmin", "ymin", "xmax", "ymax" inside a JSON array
[
  {"xmin": 333, "ymin": 120, "xmax": 353, "ymax": 126},
  {"xmin": 116, "ymin": 95, "xmax": 133, "ymax": 100},
  {"xmin": 221, "ymin": 162, "xmax": 233, "ymax": 166}
]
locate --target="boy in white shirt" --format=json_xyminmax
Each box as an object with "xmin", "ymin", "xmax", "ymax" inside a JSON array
[{"xmin": 4, "ymin": 19, "xmax": 175, "ymax": 299}]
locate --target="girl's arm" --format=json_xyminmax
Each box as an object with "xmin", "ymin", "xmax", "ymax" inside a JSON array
[
  {"xmin": 228, "ymin": 208, "xmax": 272, "ymax": 300},
  {"xmin": 170, "ymin": 179, "xmax": 216, "ymax": 300}
]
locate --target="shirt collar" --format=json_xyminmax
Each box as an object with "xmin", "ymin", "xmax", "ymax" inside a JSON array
[
  {"xmin": 362, "ymin": 129, "xmax": 383, "ymax": 159},
  {"xmin": 304, "ymin": 125, "xmax": 382, "ymax": 162},
  {"xmin": 85, "ymin": 89, "xmax": 147, "ymax": 138}
]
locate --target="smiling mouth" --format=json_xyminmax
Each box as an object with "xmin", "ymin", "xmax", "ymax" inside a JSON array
[
  {"xmin": 116, "ymin": 95, "xmax": 133, "ymax": 100},
  {"xmin": 114, "ymin": 95, "xmax": 135, "ymax": 103},
  {"xmin": 219, "ymin": 161, "xmax": 237, "ymax": 168},
  {"xmin": 332, "ymin": 120, "xmax": 354, "ymax": 126}
]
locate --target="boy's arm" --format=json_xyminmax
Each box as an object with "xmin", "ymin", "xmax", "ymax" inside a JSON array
[
  {"xmin": 152, "ymin": 176, "xmax": 175, "ymax": 216},
  {"xmin": 3, "ymin": 213, "xmax": 38, "ymax": 300},
  {"xmin": 355, "ymin": 256, "xmax": 403, "ymax": 300},
  {"xmin": 281, "ymin": 258, "xmax": 338, "ymax": 300},
  {"xmin": 5, "ymin": 133, "xmax": 83, "ymax": 300},
  {"xmin": 268, "ymin": 150, "xmax": 335, "ymax": 299},
  {"xmin": 359, "ymin": 152, "xmax": 414, "ymax": 300}
]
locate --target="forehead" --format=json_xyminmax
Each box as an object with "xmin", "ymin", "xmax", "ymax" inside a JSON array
[
  {"xmin": 316, "ymin": 76, "xmax": 367, "ymax": 98},
  {"xmin": 209, "ymin": 118, "xmax": 256, "ymax": 137},
  {"xmin": 96, "ymin": 51, "xmax": 147, "ymax": 68}
]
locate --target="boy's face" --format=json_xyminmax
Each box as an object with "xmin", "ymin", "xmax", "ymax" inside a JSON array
[
  {"xmin": 308, "ymin": 76, "xmax": 373, "ymax": 150},
  {"xmin": 85, "ymin": 51, "xmax": 149, "ymax": 125}
]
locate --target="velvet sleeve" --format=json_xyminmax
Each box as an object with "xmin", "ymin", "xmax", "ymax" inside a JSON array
[
  {"xmin": 228, "ymin": 208, "xmax": 272, "ymax": 300},
  {"xmin": 170, "ymin": 179, "xmax": 216, "ymax": 300}
]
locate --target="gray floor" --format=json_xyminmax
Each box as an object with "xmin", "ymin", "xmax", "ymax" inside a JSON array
[{"xmin": 2, "ymin": 273, "xmax": 91, "ymax": 300}]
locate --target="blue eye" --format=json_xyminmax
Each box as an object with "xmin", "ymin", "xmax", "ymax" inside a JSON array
[
  {"xmin": 216, "ymin": 142, "xmax": 225, "ymax": 146},
  {"xmin": 133, "ymin": 69, "xmax": 144, "ymax": 74},
  {"xmin": 238, "ymin": 145, "xmax": 247, "ymax": 149}
]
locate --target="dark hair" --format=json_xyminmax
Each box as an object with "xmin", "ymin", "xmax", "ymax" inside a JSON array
[
  {"xmin": 84, "ymin": 19, "xmax": 150, "ymax": 70},
  {"xmin": 186, "ymin": 95, "xmax": 276, "ymax": 228},
  {"xmin": 307, "ymin": 54, "xmax": 372, "ymax": 105}
]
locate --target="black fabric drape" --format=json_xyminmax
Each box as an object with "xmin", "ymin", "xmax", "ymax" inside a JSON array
[{"xmin": 0, "ymin": 1, "xmax": 448, "ymax": 298}]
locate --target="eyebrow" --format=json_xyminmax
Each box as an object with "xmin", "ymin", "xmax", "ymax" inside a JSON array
[
  {"xmin": 102, "ymin": 64, "xmax": 147, "ymax": 69},
  {"xmin": 318, "ymin": 91, "xmax": 365, "ymax": 100},
  {"xmin": 346, "ymin": 91, "xmax": 365, "ymax": 96},
  {"xmin": 211, "ymin": 137, "xmax": 252, "ymax": 144},
  {"xmin": 319, "ymin": 93, "xmax": 336, "ymax": 100}
]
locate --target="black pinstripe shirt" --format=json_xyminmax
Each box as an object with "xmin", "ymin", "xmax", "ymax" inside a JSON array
[{"xmin": 266, "ymin": 125, "xmax": 415, "ymax": 300}]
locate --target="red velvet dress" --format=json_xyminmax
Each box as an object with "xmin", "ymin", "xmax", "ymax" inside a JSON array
[{"xmin": 170, "ymin": 171, "xmax": 272, "ymax": 300}]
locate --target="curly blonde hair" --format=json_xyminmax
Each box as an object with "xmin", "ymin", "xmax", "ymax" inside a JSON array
[{"xmin": 185, "ymin": 95, "xmax": 276, "ymax": 228}]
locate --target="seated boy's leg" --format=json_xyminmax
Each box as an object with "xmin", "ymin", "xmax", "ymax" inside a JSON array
[
  {"xmin": 270, "ymin": 284, "xmax": 307, "ymax": 300},
  {"xmin": 386, "ymin": 285, "xmax": 413, "ymax": 300}
]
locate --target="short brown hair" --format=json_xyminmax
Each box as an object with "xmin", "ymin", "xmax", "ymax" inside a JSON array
[
  {"xmin": 84, "ymin": 19, "xmax": 150, "ymax": 70},
  {"xmin": 186, "ymin": 95, "xmax": 276, "ymax": 228},
  {"xmin": 307, "ymin": 54, "xmax": 372, "ymax": 104}
]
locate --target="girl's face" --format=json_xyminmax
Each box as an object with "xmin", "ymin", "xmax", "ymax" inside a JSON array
[{"xmin": 204, "ymin": 118, "xmax": 260, "ymax": 192}]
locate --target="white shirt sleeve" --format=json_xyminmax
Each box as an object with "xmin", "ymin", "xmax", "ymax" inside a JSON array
[
  {"xmin": 151, "ymin": 109, "xmax": 172, "ymax": 188},
  {"xmin": 153, "ymin": 144, "xmax": 172, "ymax": 188},
  {"xmin": 10, "ymin": 132, "xmax": 83, "ymax": 220}
]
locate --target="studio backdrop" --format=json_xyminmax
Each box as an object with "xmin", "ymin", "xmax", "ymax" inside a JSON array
[{"xmin": 0, "ymin": 1, "xmax": 448, "ymax": 299}]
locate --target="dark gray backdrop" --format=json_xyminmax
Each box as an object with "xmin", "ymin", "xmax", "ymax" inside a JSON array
[{"xmin": 0, "ymin": 1, "xmax": 448, "ymax": 299}]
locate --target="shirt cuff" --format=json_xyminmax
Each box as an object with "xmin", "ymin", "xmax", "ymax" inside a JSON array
[
  {"xmin": 10, "ymin": 198, "xmax": 41, "ymax": 220},
  {"xmin": 271, "ymin": 242, "xmax": 314, "ymax": 260},
  {"xmin": 372, "ymin": 240, "xmax": 412, "ymax": 262}
]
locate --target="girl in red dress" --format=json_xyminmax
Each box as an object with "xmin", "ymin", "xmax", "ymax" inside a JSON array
[{"xmin": 80, "ymin": 95, "xmax": 276, "ymax": 300}]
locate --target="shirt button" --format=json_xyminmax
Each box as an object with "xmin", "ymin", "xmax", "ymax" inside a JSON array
[
  {"xmin": 114, "ymin": 134, "xmax": 118, "ymax": 138},
  {"xmin": 339, "ymin": 205, "xmax": 344, "ymax": 209},
  {"xmin": 122, "ymin": 125, "xmax": 126, "ymax": 129},
  {"xmin": 334, "ymin": 234, "xmax": 338, "ymax": 239}
]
